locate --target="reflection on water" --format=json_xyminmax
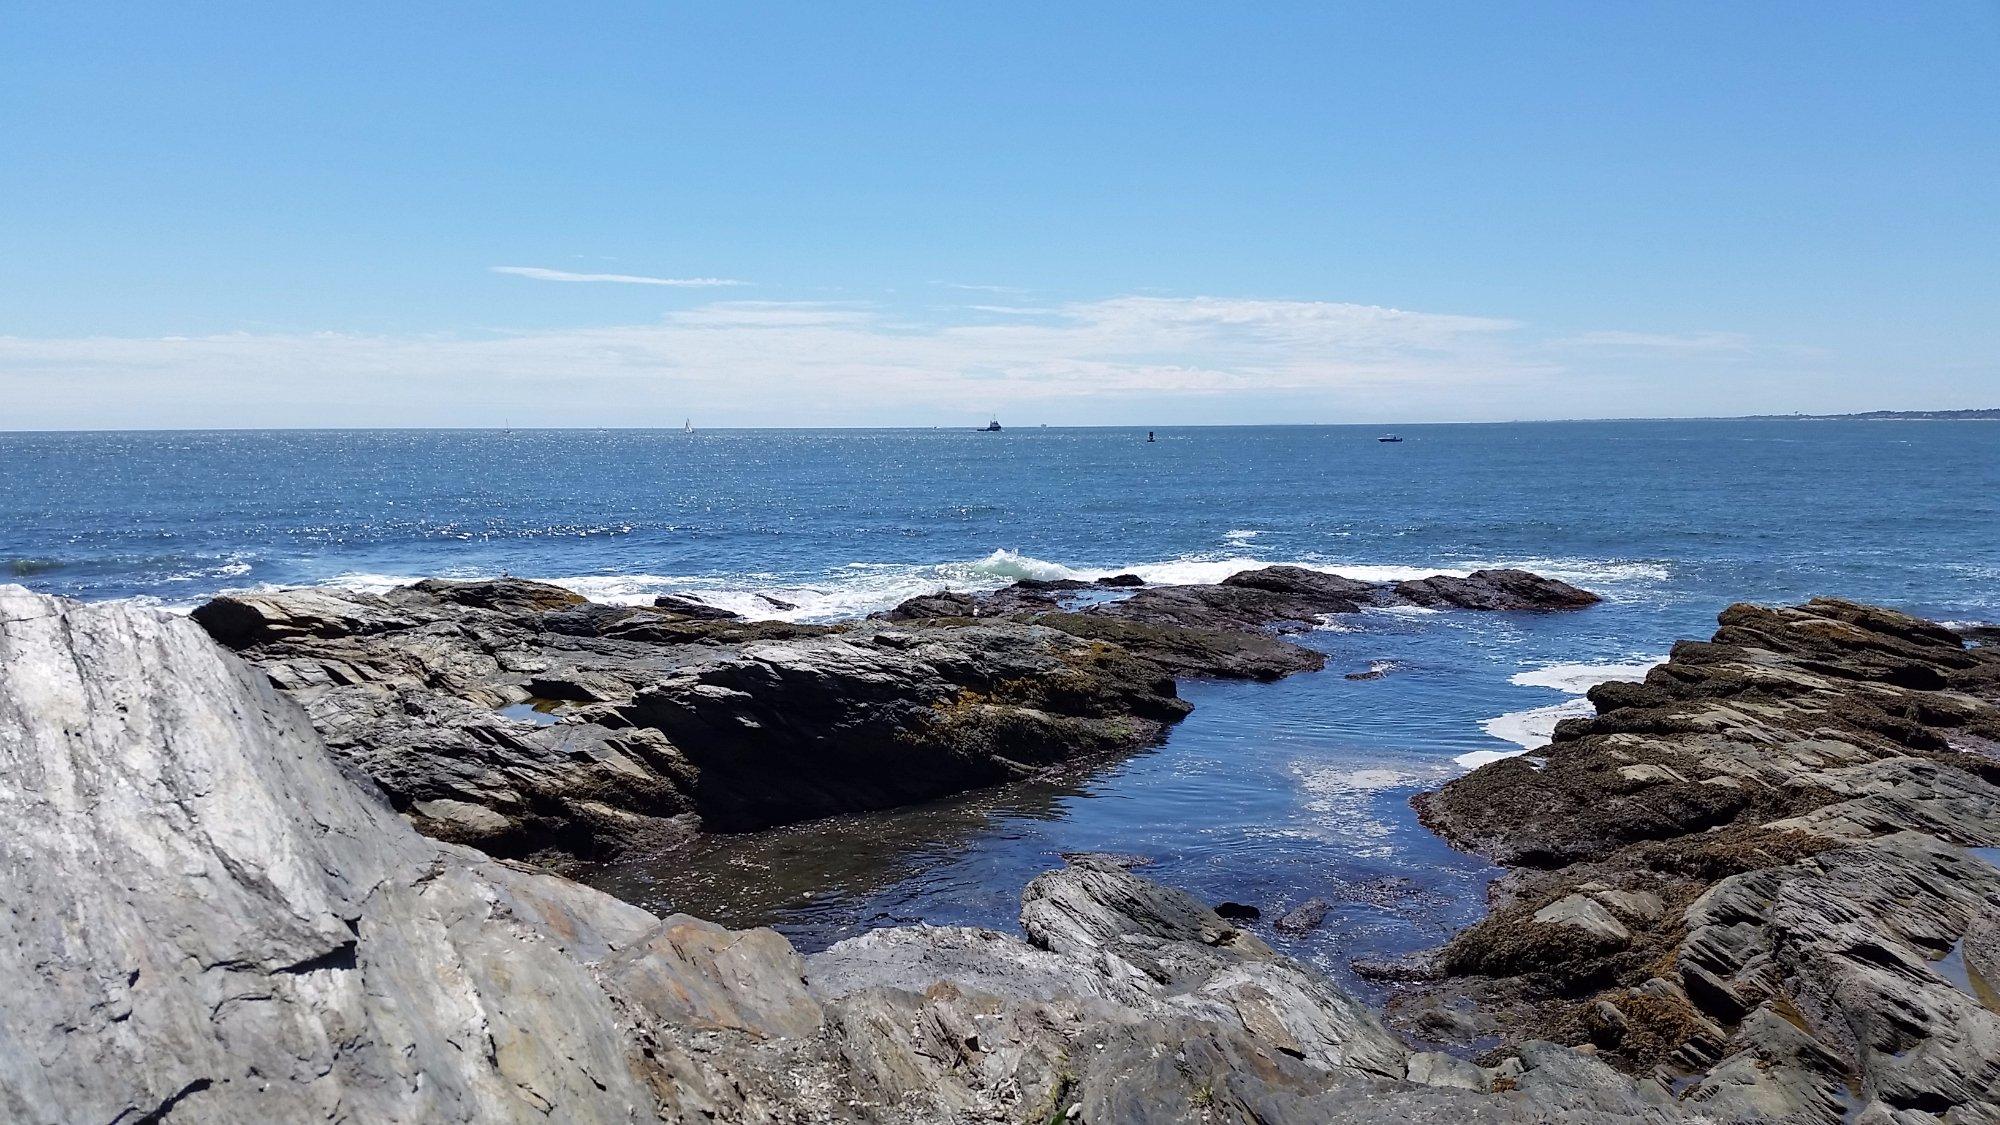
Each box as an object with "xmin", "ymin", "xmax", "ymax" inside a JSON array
[{"xmin": 585, "ymin": 604, "xmax": 1691, "ymax": 1000}]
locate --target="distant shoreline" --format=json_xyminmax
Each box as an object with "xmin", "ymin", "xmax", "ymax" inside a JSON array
[
  {"xmin": 1726, "ymin": 408, "xmax": 2000, "ymax": 422},
  {"xmin": 2, "ymin": 409, "xmax": 1996, "ymax": 434}
]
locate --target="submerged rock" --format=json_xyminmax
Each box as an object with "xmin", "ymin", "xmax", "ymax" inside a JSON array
[{"xmin": 1276, "ymin": 897, "xmax": 1334, "ymax": 934}]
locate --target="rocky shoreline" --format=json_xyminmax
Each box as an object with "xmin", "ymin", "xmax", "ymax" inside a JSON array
[
  {"xmin": 5, "ymin": 577, "xmax": 1997, "ymax": 1122},
  {"xmin": 185, "ymin": 564, "xmax": 1596, "ymax": 868},
  {"xmin": 1406, "ymin": 598, "xmax": 2000, "ymax": 1121}
]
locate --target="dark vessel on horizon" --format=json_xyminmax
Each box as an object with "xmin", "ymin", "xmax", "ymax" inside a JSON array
[
  {"xmin": 980, "ymin": 419, "xmax": 1002, "ymax": 432},
  {"xmin": 1378, "ymin": 434, "xmax": 1404, "ymax": 443}
]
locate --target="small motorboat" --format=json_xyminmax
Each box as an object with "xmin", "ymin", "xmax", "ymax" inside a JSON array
[
  {"xmin": 1378, "ymin": 435, "xmax": 1404, "ymax": 443},
  {"xmin": 980, "ymin": 419, "xmax": 1003, "ymax": 432}
]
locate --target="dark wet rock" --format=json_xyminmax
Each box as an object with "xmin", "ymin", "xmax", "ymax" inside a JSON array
[
  {"xmin": 757, "ymin": 593, "xmax": 799, "ymax": 611},
  {"xmin": 193, "ymin": 578, "xmax": 1192, "ymax": 861},
  {"xmin": 413, "ymin": 575, "xmax": 588, "ymax": 613},
  {"xmin": 1097, "ymin": 572, "xmax": 1146, "ymax": 587},
  {"xmin": 1214, "ymin": 901, "xmax": 1262, "ymax": 921},
  {"xmin": 1347, "ymin": 663, "xmax": 1393, "ymax": 680},
  {"xmin": 1390, "ymin": 569, "xmax": 1601, "ymax": 612},
  {"xmin": 882, "ymin": 565, "xmax": 1601, "ymax": 685},
  {"xmin": 1403, "ymin": 596, "xmax": 2000, "ymax": 1122},
  {"xmin": 603, "ymin": 623, "xmax": 1189, "ymax": 830},
  {"xmin": 879, "ymin": 589, "xmax": 980, "ymax": 621},
  {"xmin": 1277, "ymin": 897, "xmax": 1334, "ymax": 934},
  {"xmin": 1221, "ymin": 564, "xmax": 1379, "ymax": 603},
  {"xmin": 1027, "ymin": 610, "xmax": 1327, "ymax": 681},
  {"xmin": 653, "ymin": 592, "xmax": 743, "ymax": 620}
]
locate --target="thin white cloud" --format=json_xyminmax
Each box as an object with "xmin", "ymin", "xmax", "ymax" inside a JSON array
[
  {"xmin": 934, "ymin": 282, "xmax": 1031, "ymax": 294},
  {"xmin": 0, "ymin": 294, "xmax": 1812, "ymax": 427},
  {"xmin": 491, "ymin": 266, "xmax": 749, "ymax": 287}
]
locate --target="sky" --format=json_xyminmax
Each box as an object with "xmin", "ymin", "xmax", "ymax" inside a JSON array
[{"xmin": 1, "ymin": 2, "xmax": 1996, "ymax": 429}]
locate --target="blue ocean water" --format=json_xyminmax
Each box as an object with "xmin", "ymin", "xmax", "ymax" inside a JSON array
[{"xmin": 3, "ymin": 421, "xmax": 1995, "ymax": 987}]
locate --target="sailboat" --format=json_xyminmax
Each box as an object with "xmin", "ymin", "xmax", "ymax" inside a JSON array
[{"xmin": 683, "ymin": 418, "xmax": 694, "ymax": 434}]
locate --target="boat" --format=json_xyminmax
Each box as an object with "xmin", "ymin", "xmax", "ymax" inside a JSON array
[
  {"xmin": 1378, "ymin": 435, "xmax": 1403, "ymax": 443},
  {"xmin": 683, "ymin": 418, "xmax": 694, "ymax": 434},
  {"xmin": 980, "ymin": 419, "xmax": 1002, "ymax": 432}
]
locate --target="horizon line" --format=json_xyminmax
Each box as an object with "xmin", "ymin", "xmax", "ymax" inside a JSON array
[{"xmin": 4, "ymin": 409, "xmax": 1996, "ymax": 436}]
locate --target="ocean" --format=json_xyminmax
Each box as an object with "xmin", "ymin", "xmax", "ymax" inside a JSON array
[{"xmin": 4, "ymin": 420, "xmax": 1995, "ymax": 991}]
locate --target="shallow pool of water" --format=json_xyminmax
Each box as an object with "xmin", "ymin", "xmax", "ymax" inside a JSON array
[{"xmin": 587, "ymin": 603, "xmax": 1682, "ymax": 997}]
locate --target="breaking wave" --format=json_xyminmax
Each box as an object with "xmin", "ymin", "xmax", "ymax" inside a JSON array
[{"xmin": 274, "ymin": 549, "xmax": 1497, "ymax": 624}]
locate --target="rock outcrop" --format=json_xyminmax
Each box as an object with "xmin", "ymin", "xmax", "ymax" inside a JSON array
[
  {"xmin": 189, "ymin": 566, "xmax": 1597, "ymax": 865},
  {"xmin": 4, "ymin": 586, "xmax": 1706, "ymax": 1123},
  {"xmin": 1409, "ymin": 598, "xmax": 2000, "ymax": 1123},
  {"xmin": 188, "ymin": 579, "xmax": 1188, "ymax": 864},
  {"xmin": 881, "ymin": 565, "xmax": 1600, "ymax": 682}
]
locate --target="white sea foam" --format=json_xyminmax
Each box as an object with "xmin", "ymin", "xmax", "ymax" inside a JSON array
[
  {"xmin": 1365, "ymin": 603, "xmax": 1444, "ymax": 618},
  {"xmin": 1292, "ymin": 761, "xmax": 1453, "ymax": 856},
  {"xmin": 1509, "ymin": 660, "xmax": 1660, "ymax": 694},
  {"xmin": 1459, "ymin": 656, "xmax": 1664, "ymax": 767},
  {"xmin": 1454, "ymin": 556, "xmax": 1672, "ymax": 587},
  {"xmin": 283, "ymin": 550, "xmax": 1495, "ymax": 626},
  {"xmin": 1476, "ymin": 699, "xmax": 1595, "ymax": 754}
]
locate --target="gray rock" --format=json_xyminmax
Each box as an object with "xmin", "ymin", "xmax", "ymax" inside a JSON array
[
  {"xmin": 1533, "ymin": 894, "xmax": 1633, "ymax": 946},
  {"xmin": 0, "ymin": 585, "xmax": 663, "ymax": 1124},
  {"xmin": 0, "ymin": 586, "xmax": 1734, "ymax": 1123}
]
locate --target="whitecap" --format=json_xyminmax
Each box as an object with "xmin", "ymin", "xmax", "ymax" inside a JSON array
[
  {"xmin": 1453, "ymin": 556, "xmax": 1671, "ymax": 586},
  {"xmin": 282, "ymin": 550, "xmax": 1488, "ymax": 627},
  {"xmin": 1365, "ymin": 604, "xmax": 1444, "ymax": 618},
  {"xmin": 1509, "ymin": 660, "xmax": 1660, "ymax": 694},
  {"xmin": 956, "ymin": 549, "xmax": 1083, "ymax": 583}
]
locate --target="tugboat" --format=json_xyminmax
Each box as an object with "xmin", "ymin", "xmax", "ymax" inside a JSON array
[
  {"xmin": 1378, "ymin": 434, "xmax": 1404, "ymax": 443},
  {"xmin": 980, "ymin": 418, "xmax": 1003, "ymax": 432}
]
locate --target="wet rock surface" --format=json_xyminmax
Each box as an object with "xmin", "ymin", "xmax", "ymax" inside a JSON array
[
  {"xmin": 190, "ymin": 565, "xmax": 1596, "ymax": 866},
  {"xmin": 5, "ymin": 586, "xmax": 1712, "ymax": 1123},
  {"xmin": 1409, "ymin": 597, "xmax": 2000, "ymax": 1123}
]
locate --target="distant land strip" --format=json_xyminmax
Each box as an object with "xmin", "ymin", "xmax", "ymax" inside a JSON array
[{"xmin": 1732, "ymin": 407, "xmax": 2000, "ymax": 421}]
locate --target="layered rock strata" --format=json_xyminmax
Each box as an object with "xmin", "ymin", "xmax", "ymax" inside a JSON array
[{"xmin": 1410, "ymin": 598, "xmax": 2000, "ymax": 1124}]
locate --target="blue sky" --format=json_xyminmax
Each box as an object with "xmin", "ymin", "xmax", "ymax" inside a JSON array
[{"xmin": 2, "ymin": 2, "xmax": 1995, "ymax": 427}]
